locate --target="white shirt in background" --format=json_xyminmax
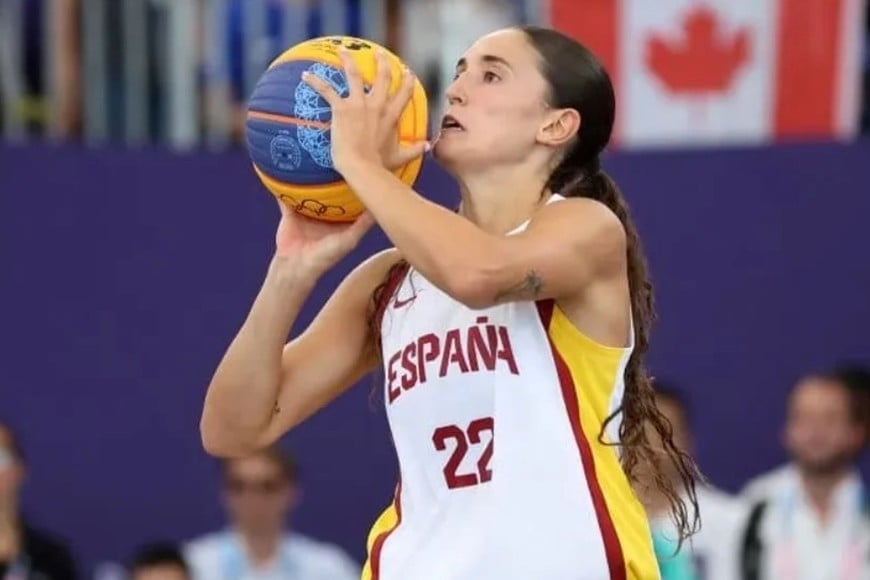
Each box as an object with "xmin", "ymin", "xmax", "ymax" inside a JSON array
[
  {"xmin": 740, "ymin": 464, "xmax": 796, "ymax": 503},
  {"xmin": 745, "ymin": 467, "xmax": 870, "ymax": 580},
  {"xmin": 183, "ymin": 530, "xmax": 360, "ymax": 580}
]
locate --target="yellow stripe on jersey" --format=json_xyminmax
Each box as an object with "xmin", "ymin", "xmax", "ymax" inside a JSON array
[
  {"xmin": 541, "ymin": 300, "xmax": 659, "ymax": 580},
  {"xmin": 362, "ymin": 483, "xmax": 402, "ymax": 580}
]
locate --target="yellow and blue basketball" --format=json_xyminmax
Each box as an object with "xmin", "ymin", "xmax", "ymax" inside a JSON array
[{"xmin": 245, "ymin": 36, "xmax": 429, "ymax": 222}]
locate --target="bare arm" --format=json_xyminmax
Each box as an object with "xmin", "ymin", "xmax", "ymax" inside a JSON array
[
  {"xmin": 200, "ymin": 248, "xmax": 400, "ymax": 457},
  {"xmin": 301, "ymin": 53, "xmax": 624, "ymax": 310},
  {"xmin": 340, "ymin": 159, "xmax": 625, "ymax": 308}
]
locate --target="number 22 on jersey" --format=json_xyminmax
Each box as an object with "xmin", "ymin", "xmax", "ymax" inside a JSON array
[{"xmin": 432, "ymin": 417, "xmax": 494, "ymax": 489}]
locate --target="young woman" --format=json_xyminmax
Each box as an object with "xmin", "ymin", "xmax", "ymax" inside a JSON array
[{"xmin": 201, "ymin": 25, "xmax": 699, "ymax": 580}]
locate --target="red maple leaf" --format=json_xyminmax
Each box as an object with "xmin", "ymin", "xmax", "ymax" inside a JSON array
[{"xmin": 646, "ymin": 5, "xmax": 752, "ymax": 94}]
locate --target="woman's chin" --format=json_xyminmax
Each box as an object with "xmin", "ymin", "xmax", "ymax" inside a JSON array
[{"xmin": 431, "ymin": 138, "xmax": 463, "ymax": 168}]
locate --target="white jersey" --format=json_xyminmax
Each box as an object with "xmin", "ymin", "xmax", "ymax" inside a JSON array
[{"xmin": 362, "ymin": 197, "xmax": 659, "ymax": 580}]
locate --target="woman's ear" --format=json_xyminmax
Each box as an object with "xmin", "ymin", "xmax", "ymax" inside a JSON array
[{"xmin": 536, "ymin": 108, "xmax": 581, "ymax": 147}]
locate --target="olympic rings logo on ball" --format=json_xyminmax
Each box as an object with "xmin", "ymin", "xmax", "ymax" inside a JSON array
[{"xmin": 278, "ymin": 194, "xmax": 347, "ymax": 218}]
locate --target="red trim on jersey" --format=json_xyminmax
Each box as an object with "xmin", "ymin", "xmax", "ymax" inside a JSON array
[
  {"xmin": 535, "ymin": 300, "xmax": 626, "ymax": 580},
  {"xmin": 369, "ymin": 480, "xmax": 403, "ymax": 580},
  {"xmin": 373, "ymin": 261, "xmax": 411, "ymax": 344}
]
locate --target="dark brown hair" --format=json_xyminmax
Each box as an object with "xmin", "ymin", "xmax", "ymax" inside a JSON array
[
  {"xmin": 368, "ymin": 26, "xmax": 701, "ymax": 543},
  {"xmin": 130, "ymin": 542, "xmax": 190, "ymax": 575}
]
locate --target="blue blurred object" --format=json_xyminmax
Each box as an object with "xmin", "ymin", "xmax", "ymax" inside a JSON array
[
  {"xmin": 652, "ymin": 528, "xmax": 699, "ymax": 580},
  {"xmin": 223, "ymin": 0, "xmax": 361, "ymax": 102}
]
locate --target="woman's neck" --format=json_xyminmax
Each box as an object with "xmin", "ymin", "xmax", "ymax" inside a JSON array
[{"xmin": 457, "ymin": 168, "xmax": 550, "ymax": 234}]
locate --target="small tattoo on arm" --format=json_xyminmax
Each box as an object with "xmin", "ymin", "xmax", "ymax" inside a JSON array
[{"xmin": 494, "ymin": 270, "xmax": 544, "ymax": 302}]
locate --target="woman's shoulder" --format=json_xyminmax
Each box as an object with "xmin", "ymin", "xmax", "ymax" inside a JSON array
[{"xmin": 352, "ymin": 248, "xmax": 405, "ymax": 288}]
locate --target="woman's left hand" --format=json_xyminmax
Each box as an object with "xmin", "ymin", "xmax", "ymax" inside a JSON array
[{"xmin": 302, "ymin": 49, "xmax": 429, "ymax": 174}]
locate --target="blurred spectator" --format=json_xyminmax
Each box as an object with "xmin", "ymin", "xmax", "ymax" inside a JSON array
[
  {"xmin": 183, "ymin": 446, "xmax": 359, "ymax": 580},
  {"xmin": 738, "ymin": 371, "xmax": 869, "ymax": 580},
  {"xmin": 206, "ymin": 0, "xmax": 327, "ymax": 142},
  {"xmin": 741, "ymin": 364, "xmax": 870, "ymax": 501},
  {"xmin": 640, "ymin": 384, "xmax": 747, "ymax": 580},
  {"xmin": 0, "ymin": 0, "xmax": 81, "ymax": 139},
  {"xmin": 0, "ymin": 420, "xmax": 78, "ymax": 579},
  {"xmin": 129, "ymin": 543, "xmax": 190, "ymax": 580}
]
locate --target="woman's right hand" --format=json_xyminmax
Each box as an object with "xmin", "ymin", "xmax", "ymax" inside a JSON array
[{"xmin": 273, "ymin": 198, "xmax": 375, "ymax": 278}]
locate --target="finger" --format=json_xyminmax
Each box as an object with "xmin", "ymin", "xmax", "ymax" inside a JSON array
[
  {"xmin": 386, "ymin": 142, "xmax": 431, "ymax": 169},
  {"xmin": 338, "ymin": 48, "xmax": 365, "ymax": 100},
  {"xmin": 301, "ymin": 71, "xmax": 341, "ymax": 106},
  {"xmin": 385, "ymin": 67, "xmax": 416, "ymax": 125},
  {"xmin": 343, "ymin": 211, "xmax": 376, "ymax": 244},
  {"xmin": 367, "ymin": 49, "xmax": 393, "ymax": 107}
]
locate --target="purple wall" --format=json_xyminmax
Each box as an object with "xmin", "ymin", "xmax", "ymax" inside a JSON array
[{"xmin": 1, "ymin": 140, "xmax": 868, "ymax": 575}]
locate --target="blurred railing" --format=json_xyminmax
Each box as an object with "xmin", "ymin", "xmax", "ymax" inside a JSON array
[{"xmin": 0, "ymin": 0, "xmax": 545, "ymax": 151}]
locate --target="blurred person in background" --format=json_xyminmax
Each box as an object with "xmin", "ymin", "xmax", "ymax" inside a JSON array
[
  {"xmin": 741, "ymin": 364, "xmax": 870, "ymax": 501},
  {"xmin": 0, "ymin": 0, "xmax": 81, "ymax": 138},
  {"xmin": 0, "ymin": 420, "xmax": 78, "ymax": 579},
  {"xmin": 183, "ymin": 445, "xmax": 359, "ymax": 580},
  {"xmin": 738, "ymin": 369, "xmax": 870, "ymax": 580},
  {"xmin": 205, "ymin": 0, "xmax": 323, "ymax": 142},
  {"xmin": 129, "ymin": 543, "xmax": 190, "ymax": 580},
  {"xmin": 640, "ymin": 383, "xmax": 746, "ymax": 580}
]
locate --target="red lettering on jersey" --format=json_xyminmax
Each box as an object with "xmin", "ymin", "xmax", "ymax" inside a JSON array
[
  {"xmin": 386, "ymin": 319, "xmax": 520, "ymax": 404},
  {"xmin": 496, "ymin": 326, "xmax": 519, "ymax": 375},
  {"xmin": 400, "ymin": 342, "xmax": 418, "ymax": 390},
  {"xmin": 417, "ymin": 333, "xmax": 440, "ymax": 384},
  {"xmin": 387, "ymin": 350, "xmax": 402, "ymax": 403},
  {"xmin": 467, "ymin": 316, "xmax": 496, "ymax": 371},
  {"xmin": 439, "ymin": 329, "xmax": 470, "ymax": 377}
]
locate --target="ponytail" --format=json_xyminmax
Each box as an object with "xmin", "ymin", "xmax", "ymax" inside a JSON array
[{"xmin": 551, "ymin": 154, "xmax": 702, "ymax": 545}]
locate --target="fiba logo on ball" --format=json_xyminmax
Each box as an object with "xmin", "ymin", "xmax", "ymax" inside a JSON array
[{"xmin": 269, "ymin": 131, "xmax": 302, "ymax": 171}]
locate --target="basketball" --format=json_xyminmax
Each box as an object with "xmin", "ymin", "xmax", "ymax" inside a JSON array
[{"xmin": 245, "ymin": 36, "xmax": 429, "ymax": 223}]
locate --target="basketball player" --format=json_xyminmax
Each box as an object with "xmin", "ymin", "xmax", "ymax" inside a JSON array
[{"xmin": 201, "ymin": 26, "xmax": 700, "ymax": 579}]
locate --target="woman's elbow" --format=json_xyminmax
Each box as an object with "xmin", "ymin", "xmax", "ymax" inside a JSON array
[
  {"xmin": 200, "ymin": 423, "xmax": 238, "ymax": 458},
  {"xmin": 443, "ymin": 268, "xmax": 501, "ymax": 310},
  {"xmin": 199, "ymin": 414, "xmax": 262, "ymax": 459}
]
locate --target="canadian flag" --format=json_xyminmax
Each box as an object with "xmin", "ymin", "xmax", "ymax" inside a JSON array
[{"xmin": 549, "ymin": 0, "xmax": 867, "ymax": 148}]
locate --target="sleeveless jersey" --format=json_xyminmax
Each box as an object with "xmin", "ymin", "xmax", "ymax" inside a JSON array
[{"xmin": 362, "ymin": 196, "xmax": 660, "ymax": 580}]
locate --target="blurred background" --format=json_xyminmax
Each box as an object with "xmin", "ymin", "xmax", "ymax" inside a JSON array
[{"xmin": 1, "ymin": 0, "xmax": 869, "ymax": 579}]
